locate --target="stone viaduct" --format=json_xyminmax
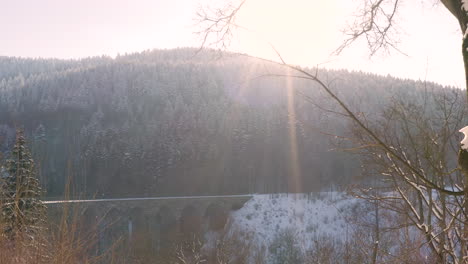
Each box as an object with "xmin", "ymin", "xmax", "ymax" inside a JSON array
[{"xmin": 45, "ymin": 195, "xmax": 252, "ymax": 256}]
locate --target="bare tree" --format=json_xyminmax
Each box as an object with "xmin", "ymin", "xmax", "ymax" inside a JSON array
[
  {"xmin": 196, "ymin": 0, "xmax": 468, "ymax": 93},
  {"xmin": 195, "ymin": 0, "xmax": 468, "ymax": 261},
  {"xmin": 195, "ymin": 0, "xmax": 246, "ymax": 51},
  {"xmin": 335, "ymin": 0, "xmax": 403, "ymax": 56},
  {"xmin": 350, "ymin": 88, "xmax": 467, "ymax": 262},
  {"xmin": 200, "ymin": 49, "xmax": 468, "ymax": 260},
  {"xmin": 337, "ymin": 0, "xmax": 468, "ymax": 101}
]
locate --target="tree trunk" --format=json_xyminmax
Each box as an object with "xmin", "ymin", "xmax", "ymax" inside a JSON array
[
  {"xmin": 463, "ymin": 35, "xmax": 468, "ymax": 102},
  {"xmin": 462, "ymin": 21, "xmax": 468, "ymax": 264},
  {"xmin": 371, "ymin": 200, "xmax": 379, "ymax": 264}
]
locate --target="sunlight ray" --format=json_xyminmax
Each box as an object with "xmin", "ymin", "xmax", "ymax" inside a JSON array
[{"xmin": 286, "ymin": 68, "xmax": 302, "ymax": 193}]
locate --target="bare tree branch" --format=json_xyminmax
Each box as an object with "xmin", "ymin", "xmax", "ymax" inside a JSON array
[
  {"xmin": 195, "ymin": 0, "xmax": 246, "ymax": 52},
  {"xmin": 335, "ymin": 0, "xmax": 406, "ymax": 56}
]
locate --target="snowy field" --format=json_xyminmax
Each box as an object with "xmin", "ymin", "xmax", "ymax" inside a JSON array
[
  {"xmin": 223, "ymin": 192, "xmax": 438, "ymax": 263},
  {"xmin": 230, "ymin": 193, "xmax": 357, "ymax": 246},
  {"xmin": 226, "ymin": 193, "xmax": 363, "ymax": 261}
]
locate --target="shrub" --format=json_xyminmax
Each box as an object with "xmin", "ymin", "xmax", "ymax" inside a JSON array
[{"xmin": 268, "ymin": 228, "xmax": 303, "ymax": 264}]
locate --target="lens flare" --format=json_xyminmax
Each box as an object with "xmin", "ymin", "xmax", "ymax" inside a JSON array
[{"xmin": 286, "ymin": 69, "xmax": 301, "ymax": 193}]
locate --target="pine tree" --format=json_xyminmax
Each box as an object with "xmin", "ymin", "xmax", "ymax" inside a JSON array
[{"xmin": 0, "ymin": 129, "xmax": 46, "ymax": 241}]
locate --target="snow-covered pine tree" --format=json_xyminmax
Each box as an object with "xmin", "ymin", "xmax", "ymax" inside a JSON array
[{"xmin": 0, "ymin": 129, "xmax": 46, "ymax": 242}]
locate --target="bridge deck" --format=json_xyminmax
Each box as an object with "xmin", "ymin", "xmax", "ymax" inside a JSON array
[{"xmin": 44, "ymin": 194, "xmax": 253, "ymax": 204}]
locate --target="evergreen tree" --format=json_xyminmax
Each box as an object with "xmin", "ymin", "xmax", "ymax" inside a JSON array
[{"xmin": 0, "ymin": 129, "xmax": 46, "ymax": 241}]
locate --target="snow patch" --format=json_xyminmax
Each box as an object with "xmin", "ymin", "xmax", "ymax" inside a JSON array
[
  {"xmin": 460, "ymin": 126, "xmax": 468, "ymax": 150},
  {"xmin": 228, "ymin": 193, "xmax": 361, "ymax": 260},
  {"xmin": 462, "ymin": 1, "xmax": 468, "ymax": 38},
  {"xmin": 462, "ymin": 0, "xmax": 468, "ymax": 12}
]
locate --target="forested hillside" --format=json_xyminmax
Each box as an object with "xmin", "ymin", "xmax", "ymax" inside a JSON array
[{"xmin": 0, "ymin": 48, "xmax": 456, "ymax": 198}]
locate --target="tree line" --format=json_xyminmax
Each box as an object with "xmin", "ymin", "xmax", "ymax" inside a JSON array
[{"xmin": 0, "ymin": 48, "xmax": 459, "ymax": 198}]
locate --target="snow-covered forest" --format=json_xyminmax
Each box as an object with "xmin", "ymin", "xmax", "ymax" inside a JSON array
[
  {"xmin": 0, "ymin": 48, "xmax": 461, "ymax": 198},
  {"xmin": 3, "ymin": 0, "xmax": 468, "ymax": 261}
]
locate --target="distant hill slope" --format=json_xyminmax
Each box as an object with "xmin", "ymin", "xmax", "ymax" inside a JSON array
[{"xmin": 0, "ymin": 48, "xmax": 459, "ymax": 197}]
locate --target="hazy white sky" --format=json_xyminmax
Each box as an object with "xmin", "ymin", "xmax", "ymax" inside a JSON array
[{"xmin": 1, "ymin": 0, "xmax": 464, "ymax": 87}]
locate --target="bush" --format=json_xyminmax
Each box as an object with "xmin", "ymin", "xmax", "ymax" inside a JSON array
[{"xmin": 268, "ymin": 228, "xmax": 303, "ymax": 264}]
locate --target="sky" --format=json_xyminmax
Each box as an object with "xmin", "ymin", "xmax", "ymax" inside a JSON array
[{"xmin": 1, "ymin": 0, "xmax": 464, "ymax": 87}]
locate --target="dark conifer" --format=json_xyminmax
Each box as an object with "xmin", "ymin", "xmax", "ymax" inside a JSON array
[{"xmin": 0, "ymin": 129, "xmax": 46, "ymax": 241}]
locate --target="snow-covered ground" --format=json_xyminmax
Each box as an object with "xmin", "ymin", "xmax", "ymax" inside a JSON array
[{"xmin": 227, "ymin": 193, "xmax": 362, "ymax": 261}]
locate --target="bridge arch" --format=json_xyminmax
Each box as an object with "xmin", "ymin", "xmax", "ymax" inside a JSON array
[
  {"xmin": 204, "ymin": 203, "xmax": 228, "ymax": 231},
  {"xmin": 99, "ymin": 207, "xmax": 125, "ymax": 253},
  {"xmin": 180, "ymin": 204, "xmax": 202, "ymax": 238},
  {"xmin": 128, "ymin": 207, "xmax": 145, "ymax": 239},
  {"xmin": 45, "ymin": 195, "xmax": 253, "ymax": 256},
  {"xmin": 80, "ymin": 206, "xmax": 98, "ymax": 228},
  {"xmin": 157, "ymin": 205, "xmax": 177, "ymax": 250},
  {"xmin": 76, "ymin": 206, "xmax": 100, "ymax": 254}
]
